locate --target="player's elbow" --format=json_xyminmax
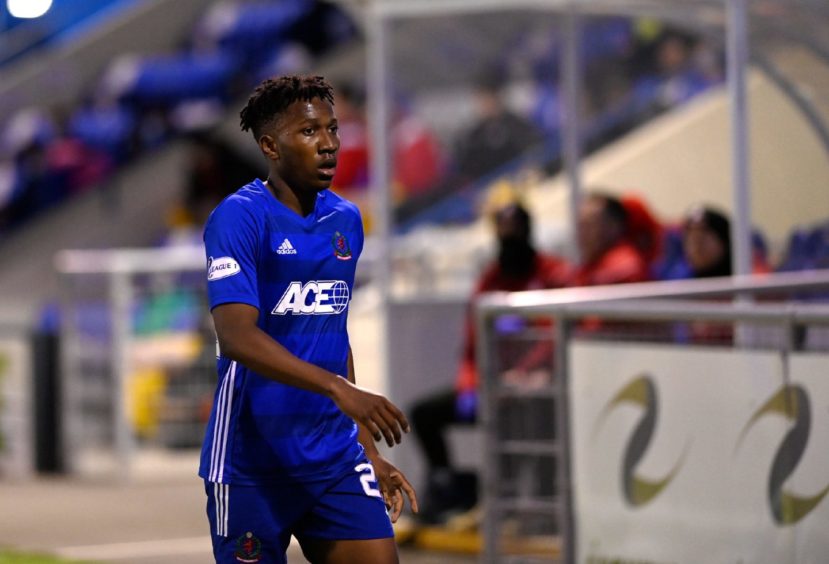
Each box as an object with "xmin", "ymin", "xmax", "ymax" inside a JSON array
[
  {"xmin": 212, "ymin": 304, "xmax": 259, "ymax": 362},
  {"xmin": 215, "ymin": 327, "xmax": 248, "ymax": 362}
]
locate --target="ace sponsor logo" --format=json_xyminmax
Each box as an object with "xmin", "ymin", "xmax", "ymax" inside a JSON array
[{"xmin": 272, "ymin": 280, "xmax": 350, "ymax": 315}]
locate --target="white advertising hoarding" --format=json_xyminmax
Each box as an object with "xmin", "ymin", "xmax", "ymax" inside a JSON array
[
  {"xmin": 787, "ymin": 354, "xmax": 829, "ymax": 563},
  {"xmin": 570, "ymin": 342, "xmax": 829, "ymax": 564}
]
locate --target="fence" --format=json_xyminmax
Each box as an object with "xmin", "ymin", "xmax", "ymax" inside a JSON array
[
  {"xmin": 477, "ymin": 270, "xmax": 829, "ymax": 563},
  {"xmin": 0, "ymin": 325, "xmax": 34, "ymax": 478},
  {"xmin": 56, "ymin": 246, "xmax": 212, "ymax": 478}
]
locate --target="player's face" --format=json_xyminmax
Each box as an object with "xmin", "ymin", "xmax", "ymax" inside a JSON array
[{"xmin": 272, "ymin": 98, "xmax": 340, "ymax": 193}]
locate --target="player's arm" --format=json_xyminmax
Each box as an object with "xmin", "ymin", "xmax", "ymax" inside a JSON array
[
  {"xmin": 346, "ymin": 347, "xmax": 418, "ymax": 521},
  {"xmin": 212, "ymin": 303, "xmax": 409, "ymax": 446}
]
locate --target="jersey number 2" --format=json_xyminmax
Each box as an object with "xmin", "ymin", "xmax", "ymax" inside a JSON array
[{"xmin": 355, "ymin": 463, "xmax": 382, "ymax": 498}]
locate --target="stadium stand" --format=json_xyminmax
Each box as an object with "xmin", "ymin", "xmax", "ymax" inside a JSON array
[
  {"xmin": 0, "ymin": 0, "xmax": 824, "ymax": 475},
  {"xmin": 0, "ymin": 3, "xmax": 828, "ymax": 563},
  {"xmin": 0, "ymin": 0, "xmax": 130, "ymax": 66},
  {"xmin": 0, "ymin": 0, "xmax": 357, "ymax": 240}
]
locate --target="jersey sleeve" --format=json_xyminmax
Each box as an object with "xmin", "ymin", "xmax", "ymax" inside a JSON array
[
  {"xmin": 204, "ymin": 199, "xmax": 261, "ymax": 311},
  {"xmin": 353, "ymin": 207, "xmax": 365, "ymax": 260}
]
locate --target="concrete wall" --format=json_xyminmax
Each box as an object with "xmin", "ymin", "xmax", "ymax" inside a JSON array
[{"xmin": 528, "ymin": 70, "xmax": 829, "ymax": 252}]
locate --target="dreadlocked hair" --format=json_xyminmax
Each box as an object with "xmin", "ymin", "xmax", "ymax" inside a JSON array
[{"xmin": 239, "ymin": 75, "xmax": 335, "ymax": 140}]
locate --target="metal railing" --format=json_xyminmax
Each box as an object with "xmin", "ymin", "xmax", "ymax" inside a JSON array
[
  {"xmin": 476, "ymin": 270, "xmax": 829, "ymax": 563},
  {"xmin": 56, "ymin": 246, "xmax": 210, "ymax": 478}
]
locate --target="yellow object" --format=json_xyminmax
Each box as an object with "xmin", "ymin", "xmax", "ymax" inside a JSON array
[
  {"xmin": 127, "ymin": 368, "xmax": 167, "ymax": 439},
  {"xmin": 413, "ymin": 524, "xmax": 560, "ymax": 557},
  {"xmin": 480, "ymin": 179, "xmax": 522, "ymax": 220},
  {"xmin": 634, "ymin": 17, "xmax": 663, "ymax": 42}
]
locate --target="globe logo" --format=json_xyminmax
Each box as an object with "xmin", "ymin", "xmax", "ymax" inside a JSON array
[
  {"xmin": 272, "ymin": 280, "xmax": 351, "ymax": 315},
  {"xmin": 329, "ymin": 280, "xmax": 350, "ymax": 313}
]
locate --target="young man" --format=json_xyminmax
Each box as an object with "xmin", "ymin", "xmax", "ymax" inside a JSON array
[
  {"xmin": 201, "ymin": 75, "xmax": 417, "ymax": 564},
  {"xmin": 571, "ymin": 192, "xmax": 651, "ymax": 286}
]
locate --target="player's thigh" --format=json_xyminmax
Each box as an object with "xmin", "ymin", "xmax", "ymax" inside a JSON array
[
  {"xmin": 298, "ymin": 537, "xmax": 398, "ymax": 564},
  {"xmin": 294, "ymin": 460, "xmax": 395, "ymax": 558},
  {"xmin": 205, "ymin": 480, "xmax": 308, "ymax": 564}
]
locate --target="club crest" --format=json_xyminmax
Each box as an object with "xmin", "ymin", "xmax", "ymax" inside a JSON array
[
  {"xmin": 332, "ymin": 231, "xmax": 352, "ymax": 260},
  {"xmin": 235, "ymin": 531, "xmax": 262, "ymax": 563}
]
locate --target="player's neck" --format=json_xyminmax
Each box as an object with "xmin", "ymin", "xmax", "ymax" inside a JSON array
[{"xmin": 266, "ymin": 177, "xmax": 317, "ymax": 217}]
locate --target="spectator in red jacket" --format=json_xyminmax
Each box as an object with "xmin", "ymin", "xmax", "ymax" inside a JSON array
[
  {"xmin": 571, "ymin": 191, "xmax": 651, "ymax": 286},
  {"xmin": 330, "ymin": 82, "xmax": 370, "ymax": 193},
  {"xmin": 410, "ymin": 202, "xmax": 570, "ymax": 524}
]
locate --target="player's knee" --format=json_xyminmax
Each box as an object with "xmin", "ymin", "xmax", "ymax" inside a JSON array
[{"xmin": 299, "ymin": 538, "xmax": 398, "ymax": 564}]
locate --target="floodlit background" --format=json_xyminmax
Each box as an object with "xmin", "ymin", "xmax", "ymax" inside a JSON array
[{"xmin": 0, "ymin": 0, "xmax": 828, "ymax": 562}]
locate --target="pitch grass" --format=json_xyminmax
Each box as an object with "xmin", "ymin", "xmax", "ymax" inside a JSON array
[{"xmin": 0, "ymin": 551, "xmax": 91, "ymax": 564}]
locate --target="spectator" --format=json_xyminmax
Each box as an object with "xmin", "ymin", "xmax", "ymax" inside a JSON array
[
  {"xmin": 45, "ymin": 131, "xmax": 112, "ymax": 196},
  {"xmin": 680, "ymin": 205, "xmax": 733, "ymax": 278},
  {"xmin": 631, "ymin": 29, "xmax": 716, "ymax": 117},
  {"xmin": 571, "ymin": 191, "xmax": 651, "ymax": 286},
  {"xmin": 410, "ymin": 202, "xmax": 571, "ymax": 524},
  {"xmin": 330, "ymin": 82, "xmax": 446, "ymax": 228},
  {"xmin": 163, "ymin": 134, "xmax": 261, "ymax": 247},
  {"xmin": 662, "ymin": 206, "xmax": 770, "ymax": 344},
  {"xmin": 621, "ymin": 193, "xmax": 664, "ymax": 266},
  {"xmin": 330, "ymin": 82, "xmax": 369, "ymax": 193},
  {"xmin": 664, "ymin": 205, "xmax": 770, "ymax": 279},
  {"xmin": 453, "ymin": 72, "xmax": 544, "ymax": 183},
  {"xmin": 392, "ymin": 101, "xmax": 446, "ymax": 200},
  {"xmin": 67, "ymin": 96, "xmax": 137, "ymax": 164}
]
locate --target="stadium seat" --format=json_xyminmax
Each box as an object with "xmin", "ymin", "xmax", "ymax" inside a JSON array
[{"xmin": 68, "ymin": 102, "xmax": 136, "ymax": 163}]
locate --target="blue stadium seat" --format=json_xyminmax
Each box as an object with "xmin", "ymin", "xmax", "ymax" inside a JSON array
[
  {"xmin": 68, "ymin": 103, "xmax": 136, "ymax": 163},
  {"xmin": 125, "ymin": 51, "xmax": 238, "ymax": 107},
  {"xmin": 205, "ymin": 0, "xmax": 311, "ymax": 69}
]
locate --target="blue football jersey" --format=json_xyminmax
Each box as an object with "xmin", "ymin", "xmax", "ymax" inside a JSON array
[{"xmin": 199, "ymin": 178, "xmax": 364, "ymax": 485}]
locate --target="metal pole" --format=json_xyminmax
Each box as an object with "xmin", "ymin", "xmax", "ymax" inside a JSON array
[
  {"xmin": 366, "ymin": 4, "xmax": 393, "ymax": 398},
  {"xmin": 476, "ymin": 303, "xmax": 499, "ymax": 563},
  {"xmin": 561, "ymin": 6, "xmax": 583, "ymax": 262},
  {"xmin": 110, "ymin": 269, "xmax": 134, "ymax": 479},
  {"xmin": 727, "ymin": 0, "xmax": 752, "ymax": 277},
  {"xmin": 58, "ymin": 272, "xmax": 79, "ymax": 474},
  {"xmin": 555, "ymin": 315, "xmax": 576, "ymax": 564}
]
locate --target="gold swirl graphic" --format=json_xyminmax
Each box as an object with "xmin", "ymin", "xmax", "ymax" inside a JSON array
[
  {"xmin": 594, "ymin": 375, "xmax": 687, "ymax": 507},
  {"xmin": 738, "ymin": 384, "xmax": 829, "ymax": 525}
]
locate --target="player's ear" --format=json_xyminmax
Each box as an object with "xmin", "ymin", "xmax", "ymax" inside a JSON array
[{"xmin": 259, "ymin": 134, "xmax": 279, "ymax": 161}]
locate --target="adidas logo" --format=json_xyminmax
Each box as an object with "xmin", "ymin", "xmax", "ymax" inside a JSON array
[{"xmin": 276, "ymin": 238, "xmax": 297, "ymax": 255}]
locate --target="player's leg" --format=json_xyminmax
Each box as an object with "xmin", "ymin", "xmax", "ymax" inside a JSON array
[
  {"xmin": 298, "ymin": 537, "xmax": 398, "ymax": 564},
  {"xmin": 204, "ymin": 480, "xmax": 309, "ymax": 563},
  {"xmin": 295, "ymin": 459, "xmax": 398, "ymax": 564}
]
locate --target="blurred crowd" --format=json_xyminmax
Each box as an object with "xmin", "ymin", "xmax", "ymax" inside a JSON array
[
  {"xmin": 11, "ymin": 3, "xmax": 826, "ymax": 529},
  {"xmin": 0, "ymin": 0, "xmax": 356, "ymax": 234},
  {"xmin": 327, "ymin": 20, "xmax": 725, "ymax": 228},
  {"xmin": 410, "ymin": 189, "xmax": 829, "ymax": 525},
  {"xmin": 0, "ymin": 6, "xmax": 729, "ymax": 240}
]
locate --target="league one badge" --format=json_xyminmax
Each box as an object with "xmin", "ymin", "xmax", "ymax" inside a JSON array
[
  {"xmin": 235, "ymin": 531, "xmax": 262, "ymax": 563},
  {"xmin": 332, "ymin": 231, "xmax": 352, "ymax": 260}
]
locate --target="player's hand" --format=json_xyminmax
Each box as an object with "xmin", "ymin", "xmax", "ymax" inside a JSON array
[
  {"xmin": 331, "ymin": 378, "xmax": 409, "ymax": 447},
  {"xmin": 366, "ymin": 452, "xmax": 419, "ymax": 522}
]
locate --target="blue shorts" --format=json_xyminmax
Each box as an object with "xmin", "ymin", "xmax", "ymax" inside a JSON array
[{"xmin": 205, "ymin": 458, "xmax": 393, "ymax": 563}]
